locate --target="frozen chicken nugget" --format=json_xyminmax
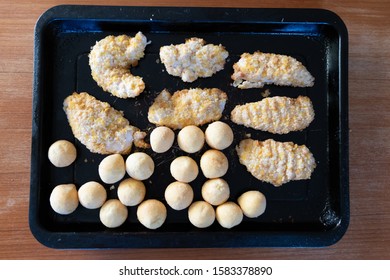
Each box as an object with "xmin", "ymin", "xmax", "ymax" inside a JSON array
[
  {"xmin": 160, "ymin": 37, "xmax": 228, "ymax": 82},
  {"xmin": 231, "ymin": 96, "xmax": 315, "ymax": 134},
  {"xmin": 148, "ymin": 88, "xmax": 227, "ymax": 130},
  {"xmin": 232, "ymin": 51, "xmax": 314, "ymax": 89},
  {"xmin": 236, "ymin": 139, "xmax": 316, "ymax": 187},
  {"xmin": 64, "ymin": 92, "xmax": 147, "ymax": 155},
  {"xmin": 89, "ymin": 32, "xmax": 150, "ymax": 98}
]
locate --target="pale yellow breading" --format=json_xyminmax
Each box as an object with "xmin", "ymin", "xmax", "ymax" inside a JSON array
[
  {"xmin": 63, "ymin": 92, "xmax": 147, "ymax": 155},
  {"xmin": 160, "ymin": 38, "xmax": 229, "ymax": 82},
  {"xmin": 231, "ymin": 96, "xmax": 315, "ymax": 134},
  {"xmin": 236, "ymin": 139, "xmax": 316, "ymax": 187},
  {"xmin": 231, "ymin": 51, "xmax": 315, "ymax": 89},
  {"xmin": 148, "ymin": 88, "xmax": 227, "ymax": 130},
  {"xmin": 89, "ymin": 32, "xmax": 149, "ymax": 98}
]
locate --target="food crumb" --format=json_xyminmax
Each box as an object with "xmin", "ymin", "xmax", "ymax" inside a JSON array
[
  {"xmin": 84, "ymin": 158, "xmax": 88, "ymax": 163},
  {"xmin": 261, "ymin": 89, "xmax": 271, "ymax": 98},
  {"xmin": 110, "ymin": 185, "xmax": 115, "ymax": 190}
]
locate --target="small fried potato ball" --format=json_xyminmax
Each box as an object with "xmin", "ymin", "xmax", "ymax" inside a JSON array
[
  {"xmin": 50, "ymin": 184, "xmax": 79, "ymax": 215},
  {"xmin": 98, "ymin": 154, "xmax": 126, "ymax": 184},
  {"xmin": 165, "ymin": 181, "xmax": 194, "ymax": 210},
  {"xmin": 170, "ymin": 156, "xmax": 199, "ymax": 183},
  {"xmin": 117, "ymin": 178, "xmax": 146, "ymax": 206},
  {"xmin": 216, "ymin": 202, "xmax": 243, "ymax": 229},
  {"xmin": 137, "ymin": 199, "xmax": 167, "ymax": 229},
  {"xmin": 200, "ymin": 149, "xmax": 228, "ymax": 178},
  {"xmin": 201, "ymin": 178, "xmax": 230, "ymax": 206},
  {"xmin": 188, "ymin": 201, "xmax": 215, "ymax": 228},
  {"xmin": 205, "ymin": 121, "xmax": 234, "ymax": 150},
  {"xmin": 78, "ymin": 181, "xmax": 107, "ymax": 209},
  {"xmin": 237, "ymin": 190, "xmax": 267, "ymax": 218},
  {"xmin": 126, "ymin": 152, "xmax": 155, "ymax": 180},
  {"xmin": 150, "ymin": 126, "xmax": 175, "ymax": 153},
  {"xmin": 48, "ymin": 140, "xmax": 77, "ymax": 167},
  {"xmin": 177, "ymin": 125, "xmax": 205, "ymax": 153},
  {"xmin": 99, "ymin": 199, "xmax": 128, "ymax": 228}
]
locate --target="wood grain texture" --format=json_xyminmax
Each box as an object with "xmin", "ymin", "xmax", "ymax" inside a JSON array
[{"xmin": 0, "ymin": 0, "xmax": 389, "ymax": 259}]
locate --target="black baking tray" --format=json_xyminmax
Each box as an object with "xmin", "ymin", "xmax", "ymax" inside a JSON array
[{"xmin": 30, "ymin": 5, "xmax": 349, "ymax": 248}]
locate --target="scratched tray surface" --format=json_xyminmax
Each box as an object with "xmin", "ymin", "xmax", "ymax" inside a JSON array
[{"xmin": 30, "ymin": 5, "xmax": 349, "ymax": 248}]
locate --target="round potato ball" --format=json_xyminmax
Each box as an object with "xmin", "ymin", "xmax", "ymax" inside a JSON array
[
  {"xmin": 78, "ymin": 181, "xmax": 107, "ymax": 209},
  {"xmin": 238, "ymin": 190, "xmax": 267, "ymax": 218},
  {"xmin": 137, "ymin": 199, "xmax": 167, "ymax": 229},
  {"xmin": 150, "ymin": 126, "xmax": 175, "ymax": 153},
  {"xmin": 188, "ymin": 201, "xmax": 215, "ymax": 228},
  {"xmin": 117, "ymin": 178, "xmax": 146, "ymax": 206},
  {"xmin": 98, "ymin": 154, "xmax": 126, "ymax": 184},
  {"xmin": 165, "ymin": 181, "xmax": 194, "ymax": 210},
  {"xmin": 216, "ymin": 202, "xmax": 243, "ymax": 229},
  {"xmin": 205, "ymin": 121, "xmax": 234, "ymax": 150},
  {"xmin": 200, "ymin": 149, "xmax": 228, "ymax": 179},
  {"xmin": 126, "ymin": 152, "xmax": 155, "ymax": 180},
  {"xmin": 50, "ymin": 184, "xmax": 79, "ymax": 215},
  {"xmin": 201, "ymin": 178, "xmax": 230, "ymax": 206},
  {"xmin": 177, "ymin": 125, "xmax": 205, "ymax": 153},
  {"xmin": 170, "ymin": 156, "xmax": 199, "ymax": 183},
  {"xmin": 48, "ymin": 140, "xmax": 77, "ymax": 167},
  {"xmin": 99, "ymin": 199, "xmax": 128, "ymax": 228}
]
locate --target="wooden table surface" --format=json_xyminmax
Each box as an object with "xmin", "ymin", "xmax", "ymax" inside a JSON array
[{"xmin": 1, "ymin": 0, "xmax": 389, "ymax": 260}]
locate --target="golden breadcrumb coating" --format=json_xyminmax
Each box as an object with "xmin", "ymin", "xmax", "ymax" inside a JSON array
[
  {"xmin": 160, "ymin": 38, "xmax": 229, "ymax": 82},
  {"xmin": 89, "ymin": 32, "xmax": 150, "ymax": 98},
  {"xmin": 148, "ymin": 88, "xmax": 227, "ymax": 130},
  {"xmin": 231, "ymin": 96, "xmax": 315, "ymax": 134},
  {"xmin": 63, "ymin": 92, "xmax": 147, "ymax": 155},
  {"xmin": 231, "ymin": 51, "xmax": 315, "ymax": 89},
  {"xmin": 236, "ymin": 139, "xmax": 316, "ymax": 187}
]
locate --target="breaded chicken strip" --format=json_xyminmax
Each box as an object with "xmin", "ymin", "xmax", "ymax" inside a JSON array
[
  {"xmin": 236, "ymin": 139, "xmax": 316, "ymax": 187},
  {"xmin": 231, "ymin": 51, "xmax": 314, "ymax": 89},
  {"xmin": 160, "ymin": 38, "xmax": 228, "ymax": 82},
  {"xmin": 63, "ymin": 92, "xmax": 147, "ymax": 155},
  {"xmin": 89, "ymin": 32, "xmax": 150, "ymax": 98},
  {"xmin": 231, "ymin": 96, "xmax": 314, "ymax": 134},
  {"xmin": 148, "ymin": 88, "xmax": 227, "ymax": 130}
]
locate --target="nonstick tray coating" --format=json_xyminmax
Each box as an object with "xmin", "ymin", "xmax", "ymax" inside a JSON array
[{"xmin": 30, "ymin": 5, "xmax": 349, "ymax": 248}]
